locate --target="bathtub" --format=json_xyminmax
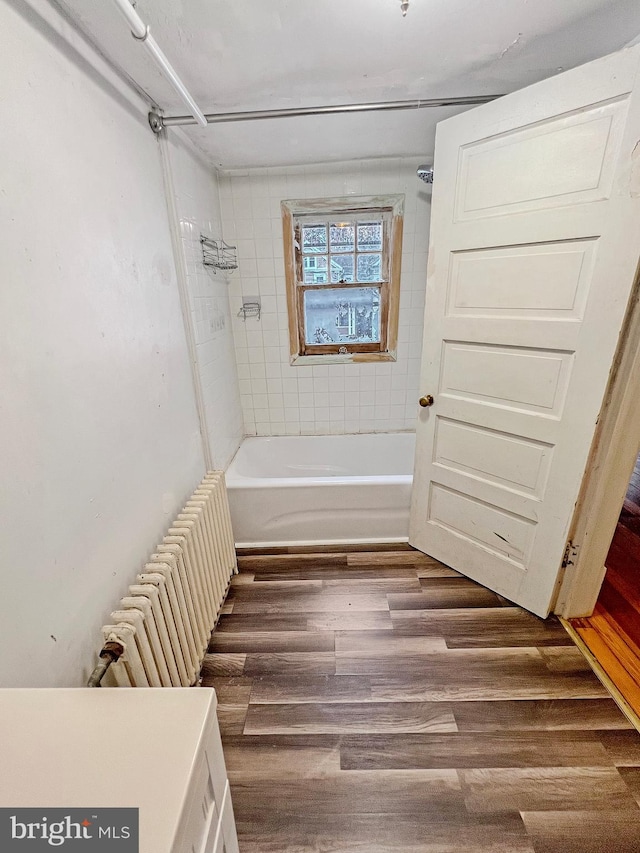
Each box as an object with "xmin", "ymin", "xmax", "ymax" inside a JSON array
[{"xmin": 225, "ymin": 432, "xmax": 415, "ymax": 547}]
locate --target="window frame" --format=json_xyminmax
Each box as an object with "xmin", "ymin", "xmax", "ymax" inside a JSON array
[{"xmin": 282, "ymin": 195, "xmax": 404, "ymax": 365}]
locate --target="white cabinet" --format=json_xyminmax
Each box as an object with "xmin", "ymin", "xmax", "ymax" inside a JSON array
[{"xmin": 0, "ymin": 688, "xmax": 239, "ymax": 853}]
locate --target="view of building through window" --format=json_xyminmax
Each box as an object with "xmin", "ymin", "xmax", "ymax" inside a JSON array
[
  {"xmin": 298, "ymin": 217, "xmax": 385, "ymax": 345},
  {"xmin": 282, "ymin": 195, "xmax": 404, "ymax": 362},
  {"xmin": 301, "ymin": 221, "xmax": 384, "ymax": 284},
  {"xmin": 303, "ymin": 287, "xmax": 381, "ymax": 345}
]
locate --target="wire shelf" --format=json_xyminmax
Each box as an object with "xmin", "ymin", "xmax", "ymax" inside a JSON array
[{"xmin": 200, "ymin": 235, "xmax": 238, "ymax": 272}]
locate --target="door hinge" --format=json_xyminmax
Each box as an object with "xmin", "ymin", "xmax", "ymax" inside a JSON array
[{"xmin": 562, "ymin": 540, "xmax": 579, "ymax": 568}]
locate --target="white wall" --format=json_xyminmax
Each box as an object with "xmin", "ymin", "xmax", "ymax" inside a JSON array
[
  {"xmin": 0, "ymin": 0, "xmax": 208, "ymax": 686},
  {"xmin": 166, "ymin": 133, "xmax": 243, "ymax": 469},
  {"xmin": 219, "ymin": 159, "xmax": 430, "ymax": 435}
]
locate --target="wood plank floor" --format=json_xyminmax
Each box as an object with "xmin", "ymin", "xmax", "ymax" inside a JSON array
[
  {"xmin": 571, "ymin": 453, "xmax": 640, "ymax": 717},
  {"xmin": 202, "ymin": 546, "xmax": 640, "ymax": 853}
]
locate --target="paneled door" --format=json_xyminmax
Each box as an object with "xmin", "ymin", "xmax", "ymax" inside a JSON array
[{"xmin": 409, "ymin": 45, "xmax": 640, "ymax": 618}]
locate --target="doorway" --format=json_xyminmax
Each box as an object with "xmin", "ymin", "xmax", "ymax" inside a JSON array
[{"xmin": 569, "ymin": 451, "xmax": 640, "ymax": 717}]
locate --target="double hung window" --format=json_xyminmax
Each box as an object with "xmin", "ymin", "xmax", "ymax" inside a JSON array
[{"xmin": 281, "ymin": 195, "xmax": 404, "ymax": 364}]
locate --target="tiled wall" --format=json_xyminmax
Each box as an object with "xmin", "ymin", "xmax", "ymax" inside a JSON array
[
  {"xmin": 219, "ymin": 158, "xmax": 431, "ymax": 436},
  {"xmin": 168, "ymin": 133, "xmax": 244, "ymax": 468}
]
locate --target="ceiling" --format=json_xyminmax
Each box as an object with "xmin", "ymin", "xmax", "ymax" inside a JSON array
[{"xmin": 58, "ymin": 0, "xmax": 640, "ymax": 170}]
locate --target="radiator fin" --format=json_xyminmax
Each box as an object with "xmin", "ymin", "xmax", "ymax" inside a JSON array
[{"xmin": 95, "ymin": 472, "xmax": 236, "ymax": 687}]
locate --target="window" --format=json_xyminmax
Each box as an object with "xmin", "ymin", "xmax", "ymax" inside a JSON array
[{"xmin": 281, "ymin": 195, "xmax": 404, "ymax": 364}]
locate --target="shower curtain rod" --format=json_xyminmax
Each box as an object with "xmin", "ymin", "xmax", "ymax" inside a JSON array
[
  {"xmin": 149, "ymin": 94, "xmax": 504, "ymax": 132},
  {"xmin": 106, "ymin": 1, "xmax": 502, "ymax": 134}
]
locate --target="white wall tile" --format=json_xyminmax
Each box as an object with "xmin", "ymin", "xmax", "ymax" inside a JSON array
[{"xmin": 220, "ymin": 157, "xmax": 430, "ymax": 435}]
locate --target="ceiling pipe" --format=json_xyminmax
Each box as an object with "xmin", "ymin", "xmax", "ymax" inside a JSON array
[
  {"xmin": 151, "ymin": 94, "xmax": 505, "ymax": 131},
  {"xmin": 111, "ymin": 0, "xmax": 207, "ymax": 127}
]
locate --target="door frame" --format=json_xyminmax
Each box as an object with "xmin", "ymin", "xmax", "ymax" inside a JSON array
[{"xmin": 556, "ymin": 255, "xmax": 640, "ymax": 618}]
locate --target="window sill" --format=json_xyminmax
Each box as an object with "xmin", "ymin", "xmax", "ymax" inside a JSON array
[{"xmin": 290, "ymin": 350, "xmax": 397, "ymax": 366}]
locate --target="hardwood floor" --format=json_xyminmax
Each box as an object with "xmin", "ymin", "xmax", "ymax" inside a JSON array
[
  {"xmin": 571, "ymin": 453, "xmax": 640, "ymax": 717},
  {"xmin": 201, "ymin": 546, "xmax": 640, "ymax": 853}
]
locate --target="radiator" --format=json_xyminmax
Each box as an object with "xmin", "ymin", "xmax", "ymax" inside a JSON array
[{"xmin": 98, "ymin": 471, "xmax": 236, "ymax": 687}]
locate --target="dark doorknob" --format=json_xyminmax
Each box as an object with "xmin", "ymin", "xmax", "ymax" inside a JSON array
[{"xmin": 419, "ymin": 395, "xmax": 434, "ymax": 408}]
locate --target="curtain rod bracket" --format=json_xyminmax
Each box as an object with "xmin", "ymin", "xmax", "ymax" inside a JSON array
[{"xmin": 149, "ymin": 111, "xmax": 164, "ymax": 134}]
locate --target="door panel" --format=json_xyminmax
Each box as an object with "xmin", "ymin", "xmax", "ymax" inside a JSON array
[
  {"xmin": 427, "ymin": 484, "xmax": 535, "ymax": 567},
  {"xmin": 454, "ymin": 98, "xmax": 629, "ymax": 219},
  {"xmin": 440, "ymin": 342, "xmax": 573, "ymax": 416},
  {"xmin": 410, "ymin": 45, "xmax": 640, "ymax": 617},
  {"xmin": 446, "ymin": 239, "xmax": 596, "ymax": 319},
  {"xmin": 433, "ymin": 419, "xmax": 553, "ymax": 500}
]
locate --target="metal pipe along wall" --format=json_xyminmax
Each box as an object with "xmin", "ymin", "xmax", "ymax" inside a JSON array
[{"xmin": 111, "ymin": 0, "xmax": 207, "ymax": 127}]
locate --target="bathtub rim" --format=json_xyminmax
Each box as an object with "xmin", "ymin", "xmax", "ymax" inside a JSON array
[
  {"xmin": 226, "ymin": 473, "xmax": 413, "ymax": 489},
  {"xmin": 226, "ymin": 431, "xmax": 416, "ymax": 480}
]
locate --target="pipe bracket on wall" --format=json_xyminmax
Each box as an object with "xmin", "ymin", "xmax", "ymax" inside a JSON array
[
  {"xmin": 131, "ymin": 24, "xmax": 150, "ymax": 42},
  {"xmin": 149, "ymin": 112, "xmax": 164, "ymax": 134}
]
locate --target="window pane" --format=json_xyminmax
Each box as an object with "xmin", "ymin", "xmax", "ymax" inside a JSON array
[
  {"xmin": 357, "ymin": 221, "xmax": 383, "ymax": 252},
  {"xmin": 303, "ymin": 255, "xmax": 328, "ymax": 283},
  {"xmin": 330, "ymin": 254, "xmax": 355, "ymax": 283},
  {"xmin": 356, "ymin": 253, "xmax": 382, "ymax": 282},
  {"xmin": 302, "ymin": 224, "xmax": 327, "ymax": 254},
  {"xmin": 329, "ymin": 223, "xmax": 355, "ymax": 253},
  {"xmin": 304, "ymin": 287, "xmax": 381, "ymax": 345}
]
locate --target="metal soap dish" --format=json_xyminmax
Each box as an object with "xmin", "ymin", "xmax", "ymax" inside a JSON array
[
  {"xmin": 238, "ymin": 300, "xmax": 261, "ymax": 321},
  {"xmin": 200, "ymin": 235, "xmax": 238, "ymax": 272}
]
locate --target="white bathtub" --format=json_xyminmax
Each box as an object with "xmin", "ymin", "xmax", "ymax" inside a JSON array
[{"xmin": 226, "ymin": 432, "xmax": 415, "ymax": 547}]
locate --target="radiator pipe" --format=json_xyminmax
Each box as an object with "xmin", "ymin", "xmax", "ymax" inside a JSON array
[
  {"xmin": 87, "ymin": 641, "xmax": 125, "ymax": 688},
  {"xmin": 111, "ymin": 0, "xmax": 207, "ymax": 127}
]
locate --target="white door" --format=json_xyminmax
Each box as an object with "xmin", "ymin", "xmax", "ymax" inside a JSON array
[{"xmin": 409, "ymin": 45, "xmax": 640, "ymax": 618}]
